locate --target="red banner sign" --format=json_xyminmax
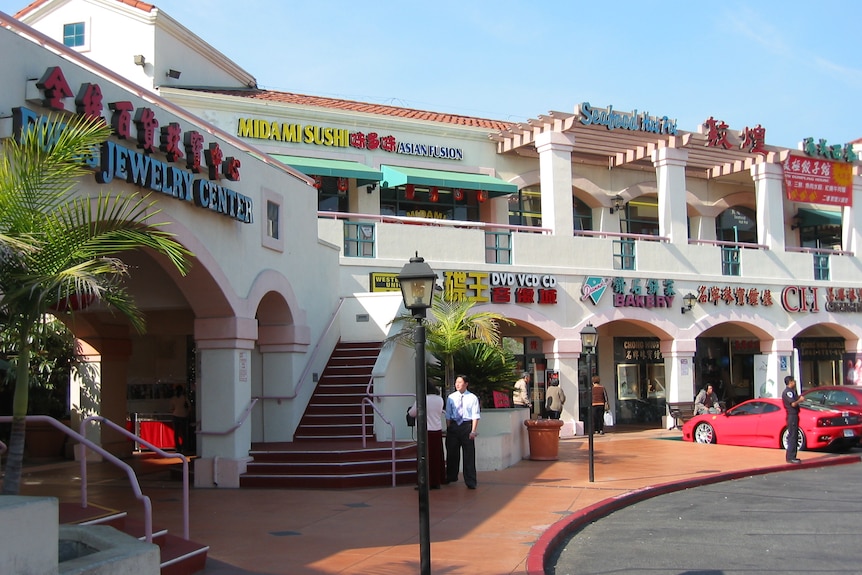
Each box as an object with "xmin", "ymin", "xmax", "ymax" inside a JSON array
[{"xmin": 783, "ymin": 155, "xmax": 853, "ymax": 206}]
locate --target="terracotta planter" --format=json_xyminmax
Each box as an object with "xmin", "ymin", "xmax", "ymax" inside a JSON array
[
  {"xmin": 524, "ymin": 418, "xmax": 564, "ymax": 461},
  {"xmin": 25, "ymin": 419, "xmax": 69, "ymax": 458}
]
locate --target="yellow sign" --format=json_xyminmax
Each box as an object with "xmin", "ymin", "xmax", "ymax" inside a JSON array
[{"xmin": 370, "ymin": 272, "xmax": 401, "ymax": 293}]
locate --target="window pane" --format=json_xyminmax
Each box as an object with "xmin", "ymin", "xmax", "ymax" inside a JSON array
[{"xmin": 63, "ymin": 22, "xmax": 85, "ymax": 47}]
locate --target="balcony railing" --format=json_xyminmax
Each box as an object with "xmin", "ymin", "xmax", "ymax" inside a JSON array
[
  {"xmin": 786, "ymin": 246, "xmax": 853, "ymax": 281},
  {"xmin": 319, "ymin": 211, "xmax": 550, "ymax": 263},
  {"xmin": 318, "ymin": 212, "xmax": 860, "ymax": 283},
  {"xmin": 689, "ymin": 239, "xmax": 770, "ymax": 277}
]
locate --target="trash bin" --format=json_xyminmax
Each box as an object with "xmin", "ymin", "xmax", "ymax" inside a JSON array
[{"xmin": 524, "ymin": 419, "xmax": 564, "ymax": 460}]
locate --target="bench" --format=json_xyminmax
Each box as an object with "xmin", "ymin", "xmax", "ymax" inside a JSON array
[{"xmin": 667, "ymin": 401, "xmax": 696, "ymax": 430}]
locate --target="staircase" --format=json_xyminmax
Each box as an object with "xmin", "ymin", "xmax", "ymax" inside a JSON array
[
  {"xmin": 60, "ymin": 501, "xmax": 209, "ymax": 575},
  {"xmin": 240, "ymin": 341, "xmax": 418, "ymax": 489}
]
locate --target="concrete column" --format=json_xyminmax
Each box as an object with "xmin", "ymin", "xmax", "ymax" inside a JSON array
[
  {"xmin": 660, "ymin": 339, "xmax": 696, "ymax": 429},
  {"xmin": 542, "ymin": 340, "xmax": 579, "ymax": 437},
  {"xmin": 351, "ymin": 180, "xmax": 378, "ymax": 215},
  {"xmin": 193, "ymin": 316, "xmax": 257, "ymax": 488},
  {"xmin": 844, "ymin": 174, "xmax": 862, "ymax": 254},
  {"xmin": 751, "ymin": 162, "xmax": 786, "ymax": 251},
  {"xmin": 535, "ymin": 131, "xmax": 576, "ymax": 236},
  {"xmin": 651, "ymin": 147, "xmax": 689, "ymax": 243},
  {"xmin": 689, "ymin": 215, "xmax": 717, "ymax": 242},
  {"xmin": 758, "ymin": 339, "xmax": 795, "ymax": 398}
]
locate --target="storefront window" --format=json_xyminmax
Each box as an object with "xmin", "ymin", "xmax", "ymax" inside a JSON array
[
  {"xmin": 573, "ymin": 196, "xmax": 593, "ymax": 231},
  {"xmin": 800, "ymin": 224, "xmax": 842, "ymax": 250},
  {"xmin": 317, "ymin": 176, "xmax": 348, "ymax": 213},
  {"xmin": 716, "ymin": 206, "xmax": 757, "ymax": 243},
  {"xmin": 620, "ymin": 197, "xmax": 659, "ymax": 236},
  {"xmin": 613, "ymin": 337, "xmax": 665, "ymax": 425},
  {"xmin": 795, "ymin": 337, "xmax": 845, "ymax": 388},
  {"xmin": 381, "ymin": 185, "xmax": 480, "ymax": 221},
  {"xmin": 508, "ymin": 187, "xmax": 541, "ymax": 227}
]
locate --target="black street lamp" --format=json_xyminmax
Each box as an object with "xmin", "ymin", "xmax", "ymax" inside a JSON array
[
  {"xmin": 397, "ymin": 252, "xmax": 436, "ymax": 575},
  {"xmin": 580, "ymin": 323, "xmax": 598, "ymax": 483}
]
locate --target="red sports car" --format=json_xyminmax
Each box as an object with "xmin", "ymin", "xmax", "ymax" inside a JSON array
[
  {"xmin": 801, "ymin": 386, "xmax": 862, "ymax": 415},
  {"xmin": 682, "ymin": 397, "xmax": 862, "ymax": 452}
]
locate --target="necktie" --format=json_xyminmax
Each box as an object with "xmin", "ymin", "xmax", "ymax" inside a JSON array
[{"xmin": 457, "ymin": 394, "xmax": 465, "ymax": 424}]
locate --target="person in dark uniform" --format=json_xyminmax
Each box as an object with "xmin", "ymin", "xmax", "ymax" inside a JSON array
[{"xmin": 782, "ymin": 375, "xmax": 802, "ymax": 464}]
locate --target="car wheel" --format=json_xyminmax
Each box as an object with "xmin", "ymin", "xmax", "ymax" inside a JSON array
[
  {"xmin": 781, "ymin": 428, "xmax": 806, "ymax": 451},
  {"xmin": 693, "ymin": 422, "xmax": 716, "ymax": 444}
]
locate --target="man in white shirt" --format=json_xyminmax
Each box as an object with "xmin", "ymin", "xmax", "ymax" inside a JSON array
[{"xmin": 445, "ymin": 375, "xmax": 481, "ymax": 489}]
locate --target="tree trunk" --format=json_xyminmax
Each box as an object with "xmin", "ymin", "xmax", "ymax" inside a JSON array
[
  {"xmin": 1, "ymin": 416, "xmax": 26, "ymax": 494},
  {"xmin": 2, "ymin": 325, "xmax": 32, "ymax": 495}
]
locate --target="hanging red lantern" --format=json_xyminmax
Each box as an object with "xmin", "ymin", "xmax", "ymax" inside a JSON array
[
  {"xmin": 337, "ymin": 177, "xmax": 348, "ymax": 193},
  {"xmin": 454, "ymin": 188, "xmax": 464, "ymax": 201},
  {"xmin": 312, "ymin": 175, "xmax": 323, "ymax": 190},
  {"xmin": 429, "ymin": 186, "xmax": 439, "ymax": 202},
  {"xmin": 476, "ymin": 189, "xmax": 487, "ymax": 203},
  {"xmin": 405, "ymin": 183, "xmax": 415, "ymax": 200}
]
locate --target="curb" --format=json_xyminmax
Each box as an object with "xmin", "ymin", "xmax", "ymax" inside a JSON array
[{"xmin": 524, "ymin": 453, "xmax": 861, "ymax": 575}]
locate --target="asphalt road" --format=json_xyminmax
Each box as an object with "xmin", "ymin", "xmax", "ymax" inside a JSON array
[{"xmin": 550, "ymin": 461, "xmax": 862, "ymax": 575}]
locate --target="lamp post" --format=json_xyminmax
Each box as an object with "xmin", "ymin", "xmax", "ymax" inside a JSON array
[
  {"xmin": 398, "ymin": 252, "xmax": 436, "ymax": 575},
  {"xmin": 580, "ymin": 323, "xmax": 598, "ymax": 482}
]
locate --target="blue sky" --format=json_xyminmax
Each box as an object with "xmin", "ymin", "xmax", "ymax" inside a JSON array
[{"xmin": 2, "ymin": 0, "xmax": 860, "ymax": 148}]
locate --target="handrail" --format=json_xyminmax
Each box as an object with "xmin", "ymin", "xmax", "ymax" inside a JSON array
[
  {"xmin": 360, "ymin": 397, "xmax": 398, "ymax": 487},
  {"xmin": 81, "ymin": 415, "xmax": 189, "ymax": 540},
  {"xmin": 195, "ymin": 397, "xmax": 258, "ymax": 437},
  {"xmin": 256, "ymin": 298, "xmax": 345, "ymax": 403},
  {"xmin": 574, "ymin": 229, "xmax": 670, "ymax": 242},
  {"xmin": 318, "ymin": 210, "xmax": 552, "ymax": 234},
  {"xmin": 785, "ymin": 246, "xmax": 854, "ymax": 256},
  {"xmin": 689, "ymin": 239, "xmax": 769, "ymax": 250},
  {"xmin": 0, "ymin": 415, "xmax": 157, "ymax": 543},
  {"xmin": 362, "ymin": 373, "xmax": 417, "ymax": 487}
]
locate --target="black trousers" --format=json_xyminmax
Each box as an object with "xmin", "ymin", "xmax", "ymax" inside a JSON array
[
  {"xmin": 786, "ymin": 415, "xmax": 799, "ymax": 461},
  {"xmin": 592, "ymin": 405, "xmax": 605, "ymax": 433},
  {"xmin": 446, "ymin": 421, "xmax": 477, "ymax": 487}
]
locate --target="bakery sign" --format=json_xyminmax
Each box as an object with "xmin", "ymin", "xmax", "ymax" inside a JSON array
[
  {"xmin": 15, "ymin": 66, "xmax": 253, "ymax": 223},
  {"xmin": 581, "ymin": 276, "xmax": 676, "ymax": 309}
]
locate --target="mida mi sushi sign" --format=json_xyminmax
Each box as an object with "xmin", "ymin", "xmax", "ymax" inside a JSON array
[{"xmin": 11, "ymin": 66, "xmax": 254, "ymax": 223}]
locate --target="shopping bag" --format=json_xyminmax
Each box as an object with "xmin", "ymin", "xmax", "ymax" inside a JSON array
[{"xmin": 603, "ymin": 411, "xmax": 614, "ymax": 427}]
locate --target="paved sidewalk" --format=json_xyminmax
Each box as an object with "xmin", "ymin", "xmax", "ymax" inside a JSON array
[{"xmin": 13, "ymin": 428, "xmax": 860, "ymax": 575}]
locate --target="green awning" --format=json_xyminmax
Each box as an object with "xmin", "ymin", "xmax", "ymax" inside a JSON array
[
  {"xmin": 270, "ymin": 155, "xmax": 383, "ymax": 183},
  {"xmin": 380, "ymin": 165, "xmax": 517, "ymax": 196},
  {"xmin": 796, "ymin": 208, "xmax": 842, "ymax": 228}
]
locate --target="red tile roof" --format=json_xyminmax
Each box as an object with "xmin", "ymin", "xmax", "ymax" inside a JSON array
[
  {"xmin": 195, "ymin": 88, "xmax": 514, "ymax": 131},
  {"xmin": 15, "ymin": 0, "xmax": 154, "ymax": 19}
]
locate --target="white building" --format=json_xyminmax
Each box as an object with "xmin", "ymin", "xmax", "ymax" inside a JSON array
[{"xmin": 5, "ymin": 0, "xmax": 862, "ymax": 488}]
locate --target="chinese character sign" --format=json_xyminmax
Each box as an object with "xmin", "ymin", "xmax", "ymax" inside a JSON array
[{"xmin": 783, "ymin": 155, "xmax": 853, "ymax": 206}]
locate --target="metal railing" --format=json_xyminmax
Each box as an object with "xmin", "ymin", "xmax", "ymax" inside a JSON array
[
  {"xmin": 318, "ymin": 210, "xmax": 552, "ymax": 235},
  {"xmin": 195, "ymin": 398, "xmax": 258, "ymax": 438},
  {"xmin": 362, "ymin": 375, "xmax": 417, "ymax": 487},
  {"xmin": 360, "ymin": 397, "xmax": 398, "ymax": 487},
  {"xmin": 81, "ymin": 415, "xmax": 190, "ymax": 540},
  {"xmin": 0, "ymin": 415, "xmax": 186, "ymax": 543}
]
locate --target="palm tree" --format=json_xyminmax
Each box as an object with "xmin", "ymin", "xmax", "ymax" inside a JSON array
[
  {"xmin": 427, "ymin": 341, "xmax": 517, "ymax": 407},
  {"xmin": 0, "ymin": 114, "xmax": 192, "ymax": 495},
  {"xmin": 391, "ymin": 295, "xmax": 513, "ymax": 391}
]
